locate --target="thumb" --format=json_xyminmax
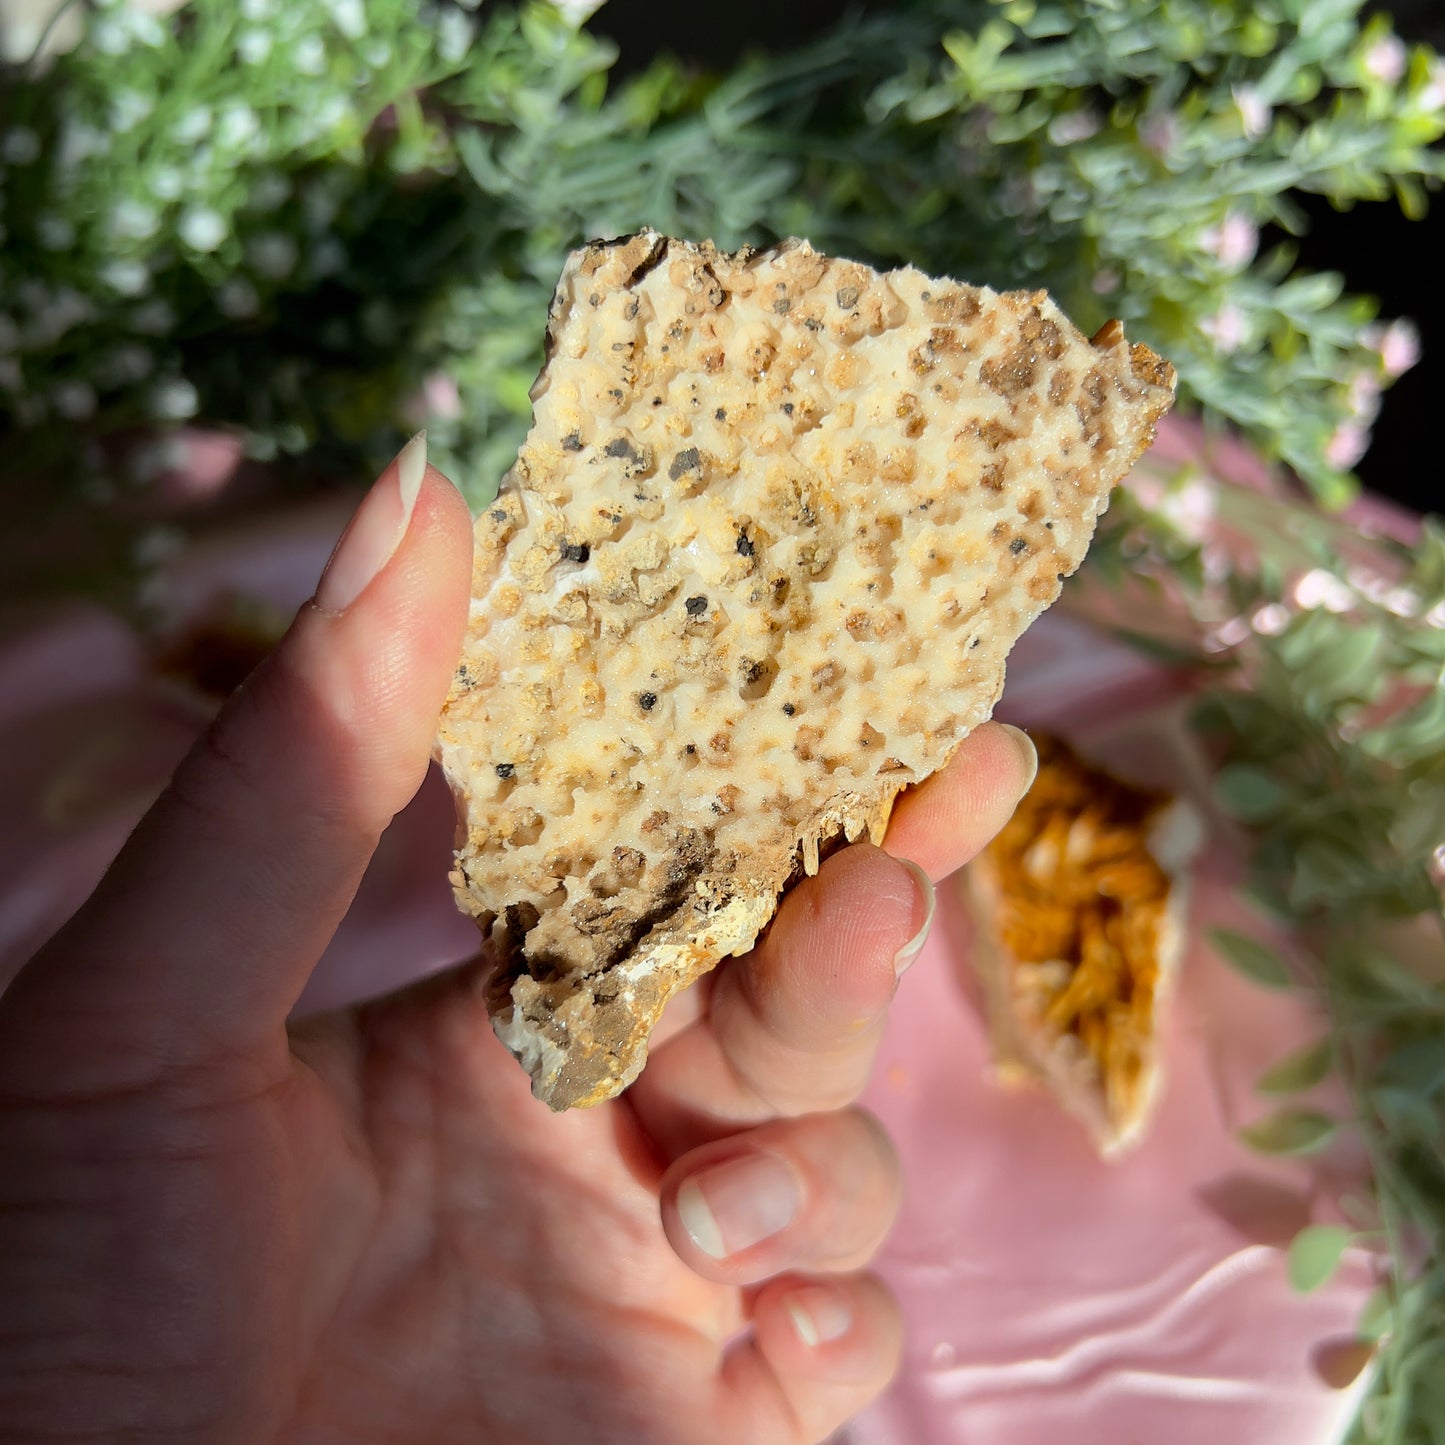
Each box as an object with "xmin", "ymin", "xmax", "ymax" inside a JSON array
[{"xmin": 1, "ymin": 435, "xmax": 473, "ymax": 1084}]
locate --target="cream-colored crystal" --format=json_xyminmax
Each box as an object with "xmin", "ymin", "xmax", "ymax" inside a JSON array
[{"xmin": 436, "ymin": 231, "xmax": 1175, "ymax": 1109}]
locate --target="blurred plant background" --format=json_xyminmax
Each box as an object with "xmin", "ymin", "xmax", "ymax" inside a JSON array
[{"xmin": 0, "ymin": 2, "xmax": 1442, "ymax": 1441}]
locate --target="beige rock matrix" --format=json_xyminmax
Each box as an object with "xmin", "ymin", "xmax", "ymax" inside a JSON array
[{"xmin": 436, "ymin": 231, "xmax": 1175, "ymax": 1109}]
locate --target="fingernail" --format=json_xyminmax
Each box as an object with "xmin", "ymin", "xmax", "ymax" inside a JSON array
[
  {"xmin": 998, "ymin": 723, "xmax": 1039, "ymax": 797},
  {"xmin": 787, "ymin": 1286, "xmax": 853, "ymax": 1348},
  {"xmin": 893, "ymin": 858, "xmax": 936, "ymax": 977},
  {"xmin": 676, "ymin": 1153, "xmax": 802, "ymax": 1260},
  {"xmin": 315, "ymin": 431, "xmax": 428, "ymax": 612}
]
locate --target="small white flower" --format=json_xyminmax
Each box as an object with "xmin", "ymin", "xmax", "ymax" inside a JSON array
[
  {"xmin": 436, "ymin": 8, "xmax": 474, "ymax": 63},
  {"xmin": 90, "ymin": 18, "xmax": 130, "ymax": 54},
  {"xmin": 130, "ymin": 298, "xmax": 174, "ymax": 333},
  {"xmin": 173, "ymin": 106, "xmax": 212, "ymax": 145},
  {"xmin": 1324, "ymin": 422, "xmax": 1369, "ymax": 470},
  {"xmin": 1207, "ymin": 616, "xmax": 1252, "ymax": 652},
  {"xmin": 1251, "ymin": 603, "xmax": 1291, "ymax": 636},
  {"xmin": 51, "ymin": 379, "xmax": 96, "ymax": 420},
  {"xmin": 1048, "ymin": 108, "xmax": 1100, "ymax": 146},
  {"xmin": 1201, "ymin": 303, "xmax": 1248, "ymax": 354},
  {"xmin": 237, "ymin": 28, "xmax": 272, "ymax": 65},
  {"xmin": 217, "ymin": 278, "xmax": 260, "ymax": 319},
  {"xmin": 216, "ymin": 104, "xmax": 260, "ymax": 152},
  {"xmin": 152, "ymin": 376, "xmax": 199, "ymax": 419},
  {"xmin": 98, "ymin": 344, "xmax": 153, "ymax": 385},
  {"xmin": 109, "ymin": 89, "xmax": 154, "ymax": 133},
  {"xmin": 102, "ymin": 259, "xmax": 152, "ymax": 296},
  {"xmin": 293, "ymin": 34, "xmax": 326, "ymax": 75},
  {"xmin": 36, "ymin": 214, "xmax": 76, "ymax": 250},
  {"xmin": 1200, "ymin": 211, "xmax": 1258, "ymax": 271},
  {"xmin": 2, "ymin": 128, "xmax": 40, "ymax": 165},
  {"xmin": 150, "ymin": 166, "xmax": 184, "ymax": 201},
  {"xmin": 248, "ymin": 232, "xmax": 298, "ymax": 280},
  {"xmin": 58, "ymin": 121, "xmax": 107, "ymax": 169},
  {"xmin": 1364, "ymin": 35, "xmax": 1407, "ymax": 85},
  {"xmin": 1158, "ymin": 477, "xmax": 1217, "ymax": 542},
  {"xmin": 247, "ymin": 171, "xmax": 291, "ymax": 213},
  {"xmin": 327, "ymin": 0, "xmax": 366, "ymax": 40},
  {"xmin": 548, "ymin": 0, "xmax": 604, "ymax": 23},
  {"xmin": 179, "ymin": 206, "xmax": 227, "ymax": 252},
  {"xmin": 113, "ymin": 198, "xmax": 160, "ymax": 240},
  {"xmin": 1293, "ymin": 568, "xmax": 1355, "ymax": 613},
  {"xmin": 1233, "ymin": 85, "xmax": 1271, "ymax": 140}
]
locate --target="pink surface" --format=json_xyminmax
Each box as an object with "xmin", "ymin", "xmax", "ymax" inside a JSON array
[
  {"xmin": 846, "ymin": 872, "xmax": 1374, "ymax": 1445},
  {"xmin": 0, "ymin": 482, "xmax": 1380, "ymax": 1445}
]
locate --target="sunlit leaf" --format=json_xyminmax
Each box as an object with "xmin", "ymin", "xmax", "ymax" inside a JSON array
[
  {"xmin": 1240, "ymin": 1109, "xmax": 1338, "ymax": 1156},
  {"xmin": 1287, "ymin": 1224, "xmax": 1352, "ymax": 1292}
]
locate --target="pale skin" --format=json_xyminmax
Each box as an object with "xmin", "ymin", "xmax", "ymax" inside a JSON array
[{"xmin": 0, "ymin": 446, "xmax": 1036, "ymax": 1445}]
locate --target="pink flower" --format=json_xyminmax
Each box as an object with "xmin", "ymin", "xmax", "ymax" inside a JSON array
[
  {"xmin": 1364, "ymin": 318, "xmax": 1422, "ymax": 379},
  {"xmin": 1200, "ymin": 212, "xmax": 1258, "ymax": 271},
  {"xmin": 1233, "ymin": 85, "xmax": 1271, "ymax": 141},
  {"xmin": 1140, "ymin": 110, "xmax": 1181, "ymax": 159},
  {"xmin": 1325, "ymin": 422, "xmax": 1369, "ymax": 471},
  {"xmin": 1364, "ymin": 35, "xmax": 1407, "ymax": 85},
  {"xmin": 1421, "ymin": 59, "xmax": 1445, "ymax": 111},
  {"xmin": 1048, "ymin": 108, "xmax": 1101, "ymax": 145},
  {"xmin": 1201, "ymin": 304, "xmax": 1248, "ymax": 354}
]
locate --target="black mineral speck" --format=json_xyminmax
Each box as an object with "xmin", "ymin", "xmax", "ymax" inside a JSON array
[
  {"xmin": 773, "ymin": 298, "xmax": 791, "ymax": 314},
  {"xmin": 736, "ymin": 530, "xmax": 755, "ymax": 558},
  {"xmin": 782, "ymin": 402, "xmax": 794, "ymax": 415},
  {"xmin": 561, "ymin": 433, "xmax": 583, "ymax": 452},
  {"xmin": 685, "ymin": 595, "xmax": 709, "ymax": 617},
  {"xmin": 715, "ymin": 407, "xmax": 727, "ymax": 422},
  {"xmin": 560, "ymin": 541, "xmax": 590, "ymax": 563},
  {"xmin": 1010, "ymin": 537, "xmax": 1028, "ymax": 554},
  {"xmin": 836, "ymin": 285, "xmax": 860, "ymax": 309},
  {"xmin": 669, "ymin": 447, "xmax": 701, "ymax": 480},
  {"xmin": 489, "ymin": 509, "xmax": 508, "ymax": 522},
  {"xmin": 685, "ymin": 743, "xmax": 697, "ymax": 755},
  {"xmin": 970, "ymin": 638, "xmax": 981, "ymax": 649},
  {"xmin": 1044, "ymin": 520, "xmax": 1054, "ymax": 529},
  {"xmin": 803, "ymin": 317, "xmax": 822, "ymax": 332},
  {"xmin": 782, "ymin": 702, "xmax": 796, "ymax": 716},
  {"xmin": 605, "ymin": 437, "xmax": 635, "ymax": 459},
  {"xmin": 639, "ymin": 692, "xmax": 658, "ymax": 711},
  {"xmin": 495, "ymin": 763, "xmax": 515, "ymax": 779}
]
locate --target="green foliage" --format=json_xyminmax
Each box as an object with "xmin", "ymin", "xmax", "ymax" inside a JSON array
[
  {"xmin": 1, "ymin": 0, "xmax": 1442, "ymax": 514},
  {"xmin": 1288, "ymin": 1223, "xmax": 1354, "ymax": 1292},
  {"xmin": 1108, "ymin": 462, "xmax": 1444, "ymax": 1445}
]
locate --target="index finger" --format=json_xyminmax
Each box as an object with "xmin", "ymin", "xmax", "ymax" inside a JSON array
[{"xmin": 629, "ymin": 722, "xmax": 1037, "ymax": 1154}]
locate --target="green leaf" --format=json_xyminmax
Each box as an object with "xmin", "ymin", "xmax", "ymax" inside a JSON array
[
  {"xmin": 1358, "ymin": 1284, "xmax": 1394, "ymax": 1343},
  {"xmin": 1214, "ymin": 763, "xmax": 1291, "ymax": 821},
  {"xmin": 1211, "ymin": 929, "xmax": 1294, "ymax": 990},
  {"xmin": 1288, "ymin": 1224, "xmax": 1352, "ymax": 1292},
  {"xmin": 1240, "ymin": 1108, "xmax": 1339, "ymax": 1156},
  {"xmin": 1258, "ymin": 1039, "xmax": 1333, "ymax": 1095}
]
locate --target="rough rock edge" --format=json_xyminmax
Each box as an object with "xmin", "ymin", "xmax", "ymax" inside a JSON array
[{"xmin": 463, "ymin": 231, "xmax": 1177, "ymax": 1111}]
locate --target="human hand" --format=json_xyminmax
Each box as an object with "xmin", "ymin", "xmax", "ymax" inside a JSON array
[{"xmin": 0, "ymin": 440, "xmax": 1037, "ymax": 1445}]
